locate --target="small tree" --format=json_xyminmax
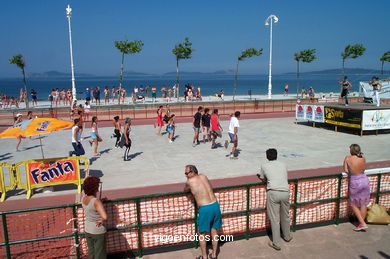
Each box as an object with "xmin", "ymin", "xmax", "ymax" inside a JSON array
[
  {"xmin": 115, "ymin": 40, "xmax": 144, "ymax": 104},
  {"xmin": 9, "ymin": 54, "xmax": 29, "ymax": 108},
  {"xmin": 172, "ymin": 37, "xmax": 193, "ymax": 101},
  {"xmin": 341, "ymin": 44, "xmax": 366, "ymax": 76},
  {"xmin": 380, "ymin": 51, "xmax": 390, "ymax": 76},
  {"xmin": 233, "ymin": 48, "xmax": 262, "ymax": 101},
  {"xmin": 294, "ymin": 49, "xmax": 316, "ymax": 98}
]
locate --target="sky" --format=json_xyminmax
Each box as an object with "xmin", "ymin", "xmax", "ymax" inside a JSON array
[{"xmin": 0, "ymin": 0, "xmax": 389, "ymax": 77}]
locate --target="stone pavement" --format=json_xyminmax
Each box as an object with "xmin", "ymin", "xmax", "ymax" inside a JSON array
[
  {"xmin": 140, "ymin": 223, "xmax": 390, "ymax": 259},
  {"xmin": 1, "ymin": 114, "xmax": 390, "ymax": 201}
]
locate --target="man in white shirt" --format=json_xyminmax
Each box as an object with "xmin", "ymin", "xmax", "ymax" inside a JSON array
[
  {"xmin": 225, "ymin": 111, "xmax": 240, "ymax": 159},
  {"xmin": 257, "ymin": 148, "xmax": 292, "ymax": 251},
  {"xmin": 69, "ymin": 119, "xmax": 85, "ymax": 157}
]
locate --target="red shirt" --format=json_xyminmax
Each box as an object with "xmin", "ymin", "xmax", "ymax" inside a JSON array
[{"xmin": 211, "ymin": 114, "xmax": 219, "ymax": 130}]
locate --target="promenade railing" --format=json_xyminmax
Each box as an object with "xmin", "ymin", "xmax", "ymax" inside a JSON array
[{"xmin": 1, "ymin": 169, "xmax": 389, "ymax": 258}]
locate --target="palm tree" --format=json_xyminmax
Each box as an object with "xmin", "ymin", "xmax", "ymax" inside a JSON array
[
  {"xmin": 341, "ymin": 44, "xmax": 366, "ymax": 76},
  {"xmin": 172, "ymin": 37, "xmax": 193, "ymax": 101},
  {"xmin": 233, "ymin": 48, "xmax": 262, "ymax": 101},
  {"xmin": 294, "ymin": 49, "xmax": 316, "ymax": 98},
  {"xmin": 380, "ymin": 51, "xmax": 390, "ymax": 76},
  {"xmin": 9, "ymin": 54, "xmax": 29, "ymax": 108},
  {"xmin": 114, "ymin": 40, "xmax": 144, "ymax": 104}
]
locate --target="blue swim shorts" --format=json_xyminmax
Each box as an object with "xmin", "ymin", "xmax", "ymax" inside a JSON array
[
  {"xmin": 197, "ymin": 201, "xmax": 222, "ymax": 232},
  {"xmin": 91, "ymin": 133, "xmax": 97, "ymax": 139}
]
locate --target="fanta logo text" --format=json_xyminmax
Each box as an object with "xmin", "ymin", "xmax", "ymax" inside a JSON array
[
  {"xmin": 36, "ymin": 121, "xmax": 51, "ymax": 132},
  {"xmin": 30, "ymin": 161, "xmax": 75, "ymax": 184}
]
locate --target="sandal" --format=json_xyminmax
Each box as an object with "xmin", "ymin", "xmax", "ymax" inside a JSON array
[
  {"xmin": 94, "ymin": 153, "xmax": 101, "ymax": 157},
  {"xmin": 195, "ymin": 256, "xmax": 204, "ymax": 259}
]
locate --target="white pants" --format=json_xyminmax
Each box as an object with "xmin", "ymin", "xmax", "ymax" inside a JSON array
[{"xmin": 373, "ymin": 90, "xmax": 380, "ymax": 107}]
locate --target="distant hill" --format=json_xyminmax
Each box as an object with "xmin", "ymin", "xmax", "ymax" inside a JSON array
[
  {"xmin": 122, "ymin": 70, "xmax": 153, "ymax": 76},
  {"xmin": 284, "ymin": 68, "xmax": 390, "ymax": 75},
  {"xmin": 163, "ymin": 70, "xmax": 234, "ymax": 76},
  {"xmin": 28, "ymin": 70, "xmax": 94, "ymax": 78}
]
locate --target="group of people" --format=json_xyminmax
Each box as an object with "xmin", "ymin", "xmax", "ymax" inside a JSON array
[
  {"xmin": 49, "ymin": 88, "xmax": 73, "ymax": 106},
  {"xmin": 82, "ymin": 143, "xmax": 370, "ymax": 258}
]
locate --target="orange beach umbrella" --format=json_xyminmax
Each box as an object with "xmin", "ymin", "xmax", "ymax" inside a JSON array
[
  {"xmin": 0, "ymin": 118, "xmax": 73, "ymax": 138},
  {"xmin": 0, "ymin": 118, "xmax": 74, "ymax": 158}
]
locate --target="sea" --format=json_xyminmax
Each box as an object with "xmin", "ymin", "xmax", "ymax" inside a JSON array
[{"xmin": 0, "ymin": 73, "xmax": 381, "ymax": 100}]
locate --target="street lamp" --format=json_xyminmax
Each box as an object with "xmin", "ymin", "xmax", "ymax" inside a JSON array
[
  {"xmin": 265, "ymin": 14, "xmax": 278, "ymax": 99},
  {"xmin": 66, "ymin": 5, "xmax": 77, "ymax": 102}
]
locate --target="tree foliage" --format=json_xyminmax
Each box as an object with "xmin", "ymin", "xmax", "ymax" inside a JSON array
[
  {"xmin": 341, "ymin": 44, "xmax": 366, "ymax": 61},
  {"xmin": 238, "ymin": 48, "xmax": 262, "ymax": 61},
  {"xmin": 9, "ymin": 54, "xmax": 25, "ymax": 69},
  {"xmin": 380, "ymin": 51, "xmax": 390, "ymax": 75},
  {"xmin": 294, "ymin": 49, "xmax": 316, "ymax": 63},
  {"xmin": 115, "ymin": 40, "xmax": 144, "ymax": 54},
  {"xmin": 172, "ymin": 37, "xmax": 193, "ymax": 60}
]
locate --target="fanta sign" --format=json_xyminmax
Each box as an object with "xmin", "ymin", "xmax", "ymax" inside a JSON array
[
  {"xmin": 36, "ymin": 121, "xmax": 51, "ymax": 132},
  {"xmin": 28, "ymin": 160, "xmax": 78, "ymax": 185}
]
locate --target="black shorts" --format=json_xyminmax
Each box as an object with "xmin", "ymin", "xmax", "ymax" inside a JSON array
[{"xmin": 341, "ymin": 89, "xmax": 348, "ymax": 97}]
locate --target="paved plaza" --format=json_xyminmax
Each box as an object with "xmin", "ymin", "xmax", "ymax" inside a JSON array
[{"xmin": 1, "ymin": 114, "xmax": 390, "ymax": 200}]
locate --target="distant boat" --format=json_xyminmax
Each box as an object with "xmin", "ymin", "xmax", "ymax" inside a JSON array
[{"xmin": 359, "ymin": 79, "xmax": 390, "ymax": 101}]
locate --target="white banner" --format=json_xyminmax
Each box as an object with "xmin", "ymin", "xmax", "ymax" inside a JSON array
[
  {"xmin": 296, "ymin": 104, "xmax": 306, "ymax": 120},
  {"xmin": 313, "ymin": 105, "xmax": 325, "ymax": 123},
  {"xmin": 362, "ymin": 110, "xmax": 390, "ymax": 130},
  {"xmin": 305, "ymin": 105, "xmax": 314, "ymax": 121}
]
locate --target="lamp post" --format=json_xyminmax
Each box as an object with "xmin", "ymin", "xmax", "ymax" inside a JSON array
[
  {"xmin": 265, "ymin": 14, "xmax": 278, "ymax": 99},
  {"xmin": 66, "ymin": 5, "xmax": 77, "ymax": 102}
]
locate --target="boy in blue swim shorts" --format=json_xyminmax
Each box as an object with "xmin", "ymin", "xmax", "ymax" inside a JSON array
[{"xmin": 184, "ymin": 165, "xmax": 222, "ymax": 259}]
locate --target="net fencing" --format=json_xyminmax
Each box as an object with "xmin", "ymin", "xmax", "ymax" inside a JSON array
[{"xmin": 1, "ymin": 171, "xmax": 390, "ymax": 258}]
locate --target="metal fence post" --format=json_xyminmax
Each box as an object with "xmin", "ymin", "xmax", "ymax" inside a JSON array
[
  {"xmin": 72, "ymin": 206, "xmax": 81, "ymax": 259},
  {"xmin": 193, "ymin": 200, "xmax": 199, "ymax": 249},
  {"xmin": 245, "ymin": 185, "xmax": 251, "ymax": 240},
  {"xmin": 335, "ymin": 174, "xmax": 343, "ymax": 225},
  {"xmin": 136, "ymin": 199, "xmax": 143, "ymax": 257},
  {"xmin": 1, "ymin": 214, "xmax": 11, "ymax": 259},
  {"xmin": 376, "ymin": 174, "xmax": 382, "ymax": 204},
  {"xmin": 292, "ymin": 180, "xmax": 299, "ymax": 232}
]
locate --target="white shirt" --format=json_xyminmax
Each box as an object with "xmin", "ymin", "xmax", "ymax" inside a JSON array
[
  {"xmin": 72, "ymin": 125, "xmax": 81, "ymax": 143},
  {"xmin": 228, "ymin": 117, "xmax": 239, "ymax": 134}
]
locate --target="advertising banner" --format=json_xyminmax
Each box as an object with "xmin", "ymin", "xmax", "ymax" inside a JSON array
[
  {"xmin": 305, "ymin": 105, "xmax": 314, "ymax": 121},
  {"xmin": 313, "ymin": 105, "xmax": 325, "ymax": 123},
  {"xmin": 296, "ymin": 104, "xmax": 306, "ymax": 120},
  {"xmin": 28, "ymin": 159, "xmax": 78, "ymax": 185},
  {"xmin": 362, "ymin": 110, "xmax": 390, "ymax": 130},
  {"xmin": 324, "ymin": 107, "xmax": 362, "ymax": 129}
]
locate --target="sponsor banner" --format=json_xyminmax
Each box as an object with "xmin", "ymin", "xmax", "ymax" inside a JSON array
[
  {"xmin": 324, "ymin": 106, "xmax": 362, "ymax": 129},
  {"xmin": 313, "ymin": 105, "xmax": 325, "ymax": 123},
  {"xmin": 28, "ymin": 159, "xmax": 78, "ymax": 185},
  {"xmin": 362, "ymin": 110, "xmax": 390, "ymax": 130},
  {"xmin": 296, "ymin": 104, "xmax": 305, "ymax": 120},
  {"xmin": 305, "ymin": 105, "xmax": 314, "ymax": 121}
]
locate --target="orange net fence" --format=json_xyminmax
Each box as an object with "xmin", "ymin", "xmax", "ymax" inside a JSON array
[{"xmin": 1, "ymin": 171, "xmax": 390, "ymax": 258}]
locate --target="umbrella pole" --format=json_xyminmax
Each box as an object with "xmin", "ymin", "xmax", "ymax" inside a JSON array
[{"xmin": 39, "ymin": 134, "xmax": 45, "ymax": 159}]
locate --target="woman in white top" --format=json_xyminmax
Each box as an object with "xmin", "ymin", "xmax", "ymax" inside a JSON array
[
  {"xmin": 82, "ymin": 176, "xmax": 107, "ymax": 259},
  {"xmin": 89, "ymin": 116, "xmax": 102, "ymax": 156}
]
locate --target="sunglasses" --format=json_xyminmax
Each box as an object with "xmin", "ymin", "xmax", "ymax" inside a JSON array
[{"xmin": 185, "ymin": 171, "xmax": 192, "ymax": 175}]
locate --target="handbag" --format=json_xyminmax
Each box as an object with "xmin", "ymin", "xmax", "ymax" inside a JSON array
[{"xmin": 366, "ymin": 203, "xmax": 390, "ymax": 224}]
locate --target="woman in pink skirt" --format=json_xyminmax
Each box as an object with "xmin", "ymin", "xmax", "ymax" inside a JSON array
[{"xmin": 343, "ymin": 144, "xmax": 370, "ymax": 231}]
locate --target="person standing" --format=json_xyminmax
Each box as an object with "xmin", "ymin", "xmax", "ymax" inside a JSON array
[
  {"xmin": 84, "ymin": 101, "xmax": 91, "ymax": 121},
  {"xmin": 112, "ymin": 116, "xmax": 122, "ymax": 148},
  {"xmin": 166, "ymin": 114, "xmax": 176, "ymax": 143},
  {"xmin": 369, "ymin": 77, "xmax": 382, "ymax": 107},
  {"xmin": 111, "ymin": 87, "xmax": 116, "ymax": 103},
  {"xmin": 184, "ymin": 165, "xmax": 222, "ymax": 259},
  {"xmin": 82, "ymin": 176, "xmax": 107, "ymax": 259},
  {"xmin": 201, "ymin": 108, "xmax": 211, "ymax": 143},
  {"xmin": 14, "ymin": 113, "xmax": 24, "ymax": 152},
  {"xmin": 257, "ymin": 148, "xmax": 292, "ymax": 251},
  {"xmin": 122, "ymin": 118, "xmax": 132, "ymax": 161},
  {"xmin": 192, "ymin": 106, "xmax": 203, "ymax": 147},
  {"xmin": 69, "ymin": 119, "xmax": 85, "ymax": 157},
  {"xmin": 210, "ymin": 109, "xmax": 223, "ymax": 149},
  {"xmin": 85, "ymin": 88, "xmax": 91, "ymax": 103},
  {"xmin": 89, "ymin": 116, "xmax": 102, "ymax": 157},
  {"xmin": 31, "ymin": 89, "xmax": 38, "ymax": 106},
  {"xmin": 338, "ymin": 76, "xmax": 352, "ymax": 106},
  {"xmin": 151, "ymin": 86, "xmax": 157, "ymax": 103},
  {"xmin": 343, "ymin": 144, "xmax": 370, "ymax": 231},
  {"xmin": 284, "ymin": 84, "xmax": 289, "ymax": 96},
  {"xmin": 225, "ymin": 111, "xmax": 240, "ymax": 159},
  {"xmin": 156, "ymin": 105, "xmax": 164, "ymax": 135}
]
